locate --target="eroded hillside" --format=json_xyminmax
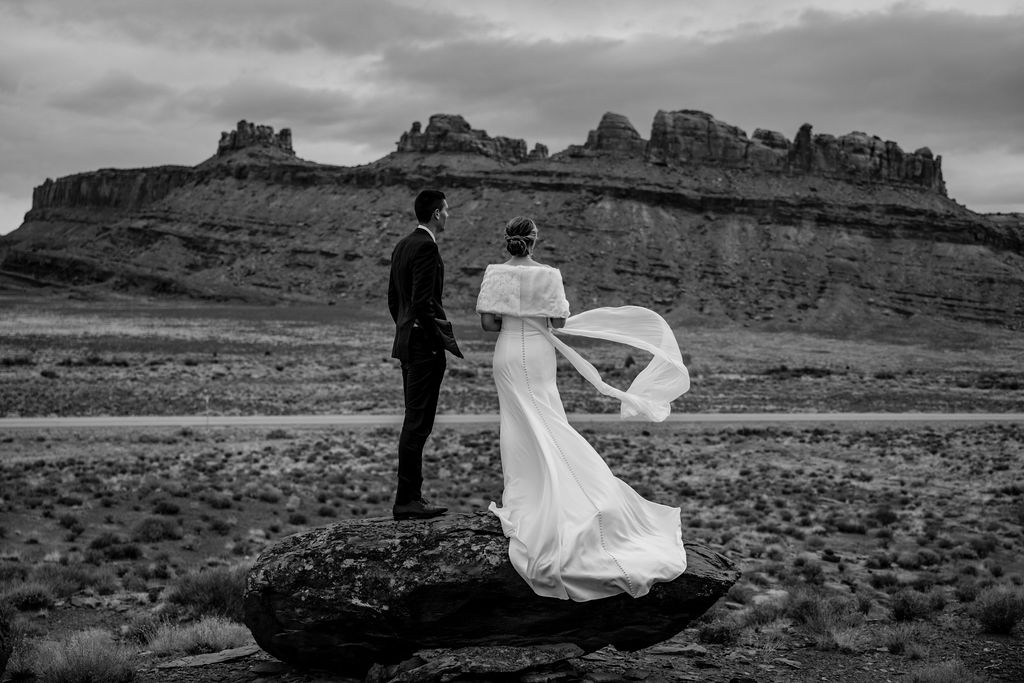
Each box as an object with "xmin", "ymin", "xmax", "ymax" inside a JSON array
[{"xmin": 2, "ymin": 113, "xmax": 1021, "ymax": 330}]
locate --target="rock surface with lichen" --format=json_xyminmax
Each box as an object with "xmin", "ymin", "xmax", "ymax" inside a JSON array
[{"xmin": 242, "ymin": 511, "xmax": 738, "ymax": 677}]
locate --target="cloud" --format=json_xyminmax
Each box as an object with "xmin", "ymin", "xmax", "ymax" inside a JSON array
[
  {"xmin": 9, "ymin": 0, "xmax": 484, "ymax": 56},
  {"xmin": 1, "ymin": 0, "xmax": 1022, "ymax": 228},
  {"xmin": 181, "ymin": 79, "xmax": 358, "ymax": 128},
  {"xmin": 363, "ymin": 5, "xmax": 1024, "ymax": 161},
  {"xmin": 49, "ymin": 71, "xmax": 173, "ymax": 117}
]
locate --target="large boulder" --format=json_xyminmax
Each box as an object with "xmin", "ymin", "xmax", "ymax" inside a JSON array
[{"xmin": 243, "ymin": 511, "xmax": 738, "ymax": 677}]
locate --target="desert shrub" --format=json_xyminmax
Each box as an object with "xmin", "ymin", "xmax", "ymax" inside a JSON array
[
  {"xmin": 3, "ymin": 620, "xmax": 37, "ymax": 680},
  {"xmin": 804, "ymin": 535, "xmax": 826, "ymax": 550},
  {"xmin": 147, "ymin": 616, "xmax": 251, "ymax": 655},
  {"xmin": 786, "ymin": 589, "xmax": 865, "ymax": 652},
  {"xmin": 880, "ymin": 623, "xmax": 925, "ymax": 659},
  {"xmin": 892, "ymin": 589, "xmax": 935, "ymax": 622},
  {"xmin": 207, "ymin": 518, "xmax": 232, "ymax": 536},
  {"xmin": 254, "ymin": 485, "xmax": 282, "ymax": 503},
  {"xmin": 970, "ymin": 586, "xmax": 1024, "ymax": 634},
  {"xmin": 871, "ymin": 505, "xmax": 899, "ymax": 526},
  {"xmin": 950, "ymin": 544, "xmax": 978, "ymax": 560},
  {"xmin": 57, "ymin": 514, "xmax": 81, "ymax": 530},
  {"xmin": 833, "ymin": 517, "xmax": 867, "ymax": 534},
  {"xmin": 137, "ymin": 560, "xmax": 172, "ymax": 582},
  {"xmin": 287, "ymin": 512, "xmax": 308, "ymax": 526},
  {"xmin": 152, "ymin": 500, "xmax": 180, "ymax": 516},
  {"xmin": 266, "ymin": 429, "xmax": 291, "ymax": 440},
  {"xmin": 30, "ymin": 563, "xmax": 118, "ymax": 598},
  {"xmin": 855, "ymin": 593, "xmax": 873, "ymax": 615},
  {"xmin": 32, "ymin": 628, "xmax": 135, "ymax": 683},
  {"xmin": 0, "ymin": 565, "xmax": 29, "ymax": 583},
  {"xmin": 88, "ymin": 532, "xmax": 123, "ymax": 550},
  {"xmin": 317, "ymin": 505, "xmax": 337, "ymax": 518},
  {"xmin": 697, "ymin": 617, "xmax": 739, "ymax": 645},
  {"xmin": 1, "ymin": 355, "xmax": 35, "ymax": 366},
  {"xmin": 954, "ymin": 579, "xmax": 980, "ymax": 603},
  {"xmin": 865, "ymin": 552, "xmax": 893, "ymax": 570},
  {"xmin": 166, "ymin": 564, "xmax": 249, "ymax": 621},
  {"xmin": 896, "ymin": 551, "xmax": 922, "ymax": 570},
  {"xmin": 2, "ymin": 581, "xmax": 55, "ymax": 610},
  {"xmin": 123, "ymin": 612, "xmax": 168, "ymax": 645},
  {"xmin": 726, "ymin": 583, "xmax": 755, "ymax": 605},
  {"xmin": 796, "ymin": 560, "xmax": 825, "ymax": 585},
  {"xmin": 85, "ymin": 534, "xmax": 143, "ymax": 562},
  {"xmin": 908, "ymin": 658, "xmax": 987, "ymax": 683},
  {"xmin": 131, "ymin": 517, "xmax": 182, "ymax": 543},
  {"xmin": 207, "ymin": 493, "xmax": 232, "ymax": 510},
  {"xmin": 967, "ymin": 534, "xmax": 999, "ymax": 559}
]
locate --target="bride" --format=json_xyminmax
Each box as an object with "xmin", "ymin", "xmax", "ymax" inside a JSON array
[{"xmin": 476, "ymin": 216, "xmax": 691, "ymax": 602}]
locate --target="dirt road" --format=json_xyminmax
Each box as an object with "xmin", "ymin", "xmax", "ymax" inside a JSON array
[{"xmin": 2, "ymin": 412, "xmax": 1023, "ymax": 429}]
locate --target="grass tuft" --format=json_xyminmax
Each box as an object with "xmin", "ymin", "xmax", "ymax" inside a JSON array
[
  {"xmin": 970, "ymin": 586, "xmax": 1024, "ymax": 634},
  {"xmin": 131, "ymin": 517, "xmax": 183, "ymax": 543},
  {"xmin": 891, "ymin": 589, "xmax": 942, "ymax": 622},
  {"xmin": 166, "ymin": 564, "xmax": 249, "ymax": 621},
  {"xmin": 1, "ymin": 581, "xmax": 56, "ymax": 611},
  {"xmin": 786, "ymin": 589, "xmax": 866, "ymax": 652},
  {"xmin": 33, "ymin": 628, "xmax": 135, "ymax": 683},
  {"xmin": 908, "ymin": 658, "xmax": 987, "ymax": 683},
  {"xmin": 147, "ymin": 616, "xmax": 252, "ymax": 655},
  {"xmin": 29, "ymin": 563, "xmax": 119, "ymax": 598},
  {"xmin": 880, "ymin": 623, "xmax": 926, "ymax": 659}
]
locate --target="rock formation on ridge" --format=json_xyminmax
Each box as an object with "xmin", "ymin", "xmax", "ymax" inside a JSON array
[
  {"xmin": 243, "ymin": 511, "xmax": 738, "ymax": 677},
  {"xmin": 217, "ymin": 119, "xmax": 295, "ymax": 157},
  {"xmin": 1, "ymin": 110, "xmax": 1021, "ymax": 329},
  {"xmin": 576, "ymin": 112, "xmax": 647, "ymax": 156},
  {"xmin": 396, "ymin": 114, "xmax": 548, "ymax": 163}
]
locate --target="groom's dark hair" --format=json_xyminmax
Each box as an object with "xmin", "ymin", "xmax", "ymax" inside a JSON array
[{"xmin": 415, "ymin": 190, "xmax": 446, "ymax": 224}]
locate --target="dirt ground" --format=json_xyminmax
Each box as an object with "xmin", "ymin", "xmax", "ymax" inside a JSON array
[{"xmin": 1, "ymin": 295, "xmax": 1022, "ymax": 682}]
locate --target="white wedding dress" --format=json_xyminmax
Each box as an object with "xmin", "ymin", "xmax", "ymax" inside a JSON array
[{"xmin": 476, "ymin": 264, "xmax": 691, "ymax": 601}]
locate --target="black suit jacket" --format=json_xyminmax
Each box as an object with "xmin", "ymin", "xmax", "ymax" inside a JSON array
[{"xmin": 388, "ymin": 228, "xmax": 462, "ymax": 361}]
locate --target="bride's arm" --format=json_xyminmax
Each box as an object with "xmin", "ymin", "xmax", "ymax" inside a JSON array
[
  {"xmin": 481, "ymin": 313, "xmax": 502, "ymax": 331},
  {"xmin": 548, "ymin": 317, "xmax": 566, "ymax": 329}
]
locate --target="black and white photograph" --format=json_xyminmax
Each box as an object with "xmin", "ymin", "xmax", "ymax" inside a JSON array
[{"xmin": 0, "ymin": 1, "xmax": 1022, "ymax": 681}]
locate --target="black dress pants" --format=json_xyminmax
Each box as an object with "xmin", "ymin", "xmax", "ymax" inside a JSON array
[{"xmin": 396, "ymin": 340, "xmax": 447, "ymax": 505}]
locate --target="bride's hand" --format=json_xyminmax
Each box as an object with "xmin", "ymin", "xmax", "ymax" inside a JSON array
[{"xmin": 481, "ymin": 313, "xmax": 502, "ymax": 331}]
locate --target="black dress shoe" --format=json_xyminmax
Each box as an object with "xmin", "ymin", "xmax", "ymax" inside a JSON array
[{"xmin": 393, "ymin": 498, "xmax": 448, "ymax": 520}]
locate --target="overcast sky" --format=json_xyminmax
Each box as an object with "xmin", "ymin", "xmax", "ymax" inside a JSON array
[{"xmin": 1, "ymin": 0, "xmax": 1022, "ymax": 236}]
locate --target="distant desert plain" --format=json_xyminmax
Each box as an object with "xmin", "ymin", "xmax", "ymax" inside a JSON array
[{"xmin": 1, "ymin": 292, "xmax": 1022, "ymax": 683}]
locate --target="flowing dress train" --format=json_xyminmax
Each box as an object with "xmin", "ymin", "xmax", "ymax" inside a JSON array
[{"xmin": 478, "ymin": 264, "xmax": 691, "ymax": 601}]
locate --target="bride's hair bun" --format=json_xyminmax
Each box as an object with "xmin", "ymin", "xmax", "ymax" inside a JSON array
[{"xmin": 505, "ymin": 216, "xmax": 537, "ymax": 257}]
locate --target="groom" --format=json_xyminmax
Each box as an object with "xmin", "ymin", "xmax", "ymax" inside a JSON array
[{"xmin": 387, "ymin": 189, "xmax": 462, "ymax": 521}]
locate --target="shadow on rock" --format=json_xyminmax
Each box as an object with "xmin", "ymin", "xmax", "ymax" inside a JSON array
[{"xmin": 243, "ymin": 511, "xmax": 739, "ymax": 679}]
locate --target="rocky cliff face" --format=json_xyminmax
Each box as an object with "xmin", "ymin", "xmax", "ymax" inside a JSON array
[
  {"xmin": 646, "ymin": 111, "xmax": 944, "ymax": 192},
  {"xmin": 396, "ymin": 114, "xmax": 548, "ymax": 163},
  {"xmin": 2, "ymin": 113, "xmax": 1021, "ymax": 329}
]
